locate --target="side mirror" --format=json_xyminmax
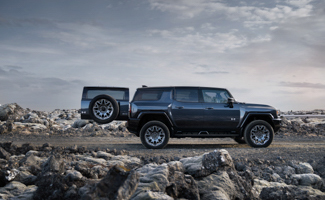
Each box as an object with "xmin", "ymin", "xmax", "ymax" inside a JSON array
[{"xmin": 227, "ymin": 97, "xmax": 235, "ymax": 108}]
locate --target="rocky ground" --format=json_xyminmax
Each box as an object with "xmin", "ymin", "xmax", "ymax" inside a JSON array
[{"xmin": 0, "ymin": 103, "xmax": 325, "ymax": 200}]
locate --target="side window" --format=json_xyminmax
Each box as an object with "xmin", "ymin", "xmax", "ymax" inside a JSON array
[
  {"xmin": 175, "ymin": 88, "xmax": 199, "ymax": 102},
  {"xmin": 87, "ymin": 90, "xmax": 125, "ymax": 100},
  {"xmin": 202, "ymin": 89, "xmax": 230, "ymax": 103},
  {"xmin": 133, "ymin": 90, "xmax": 163, "ymax": 101}
]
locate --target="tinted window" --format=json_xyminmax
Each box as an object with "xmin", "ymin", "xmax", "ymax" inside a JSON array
[
  {"xmin": 202, "ymin": 89, "xmax": 230, "ymax": 103},
  {"xmin": 175, "ymin": 88, "xmax": 199, "ymax": 102},
  {"xmin": 134, "ymin": 90, "xmax": 163, "ymax": 101},
  {"xmin": 87, "ymin": 90, "xmax": 125, "ymax": 100}
]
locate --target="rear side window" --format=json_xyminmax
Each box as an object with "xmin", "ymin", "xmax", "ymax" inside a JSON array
[
  {"xmin": 87, "ymin": 90, "xmax": 126, "ymax": 100},
  {"xmin": 134, "ymin": 90, "xmax": 163, "ymax": 101},
  {"xmin": 175, "ymin": 88, "xmax": 199, "ymax": 102}
]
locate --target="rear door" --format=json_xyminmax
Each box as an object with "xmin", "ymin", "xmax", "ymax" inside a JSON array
[
  {"xmin": 81, "ymin": 87, "xmax": 129, "ymax": 120},
  {"xmin": 201, "ymin": 88, "xmax": 240, "ymax": 130},
  {"xmin": 171, "ymin": 87, "xmax": 204, "ymax": 128}
]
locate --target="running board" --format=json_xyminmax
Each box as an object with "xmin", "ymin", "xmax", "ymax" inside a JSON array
[{"xmin": 174, "ymin": 131, "xmax": 239, "ymax": 138}]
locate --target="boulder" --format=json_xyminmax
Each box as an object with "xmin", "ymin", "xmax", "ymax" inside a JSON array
[
  {"xmin": 108, "ymin": 155, "xmax": 142, "ymax": 169},
  {"xmin": 9, "ymin": 185, "xmax": 37, "ymax": 200},
  {"xmin": 19, "ymin": 154, "xmax": 43, "ymax": 168},
  {"xmin": 180, "ymin": 149, "xmax": 233, "ymax": 177},
  {"xmin": 289, "ymin": 161, "xmax": 314, "ymax": 174},
  {"xmin": 198, "ymin": 171, "xmax": 237, "ymax": 200},
  {"xmin": 131, "ymin": 191, "xmax": 173, "ymax": 200},
  {"xmin": 41, "ymin": 155, "xmax": 65, "ymax": 174},
  {"xmin": 259, "ymin": 185, "xmax": 325, "ymax": 200},
  {"xmin": 96, "ymin": 151, "xmax": 114, "ymax": 160},
  {"xmin": 291, "ymin": 174, "xmax": 323, "ymax": 189},
  {"xmin": 0, "ymin": 181, "xmax": 27, "ymax": 197},
  {"xmin": 131, "ymin": 163, "xmax": 169, "ymax": 199},
  {"xmin": 64, "ymin": 170, "xmax": 84, "ymax": 182},
  {"xmin": 0, "ymin": 147, "xmax": 11, "ymax": 160},
  {"xmin": 72, "ymin": 119, "xmax": 88, "ymax": 128},
  {"xmin": 0, "ymin": 103, "xmax": 24, "ymax": 121},
  {"xmin": 82, "ymin": 165, "xmax": 140, "ymax": 200},
  {"xmin": 166, "ymin": 161, "xmax": 199, "ymax": 200}
]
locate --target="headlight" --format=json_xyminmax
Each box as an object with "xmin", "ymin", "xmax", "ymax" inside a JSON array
[{"xmin": 276, "ymin": 110, "xmax": 281, "ymax": 117}]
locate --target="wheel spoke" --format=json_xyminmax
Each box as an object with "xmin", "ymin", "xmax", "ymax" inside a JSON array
[
  {"xmin": 145, "ymin": 125, "xmax": 165, "ymax": 146},
  {"xmin": 92, "ymin": 99, "xmax": 114, "ymax": 120},
  {"xmin": 250, "ymin": 125, "xmax": 270, "ymax": 145}
]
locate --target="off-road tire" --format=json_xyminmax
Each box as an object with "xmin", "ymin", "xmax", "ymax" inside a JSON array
[
  {"xmin": 140, "ymin": 121, "xmax": 170, "ymax": 149},
  {"xmin": 89, "ymin": 95, "xmax": 119, "ymax": 124},
  {"xmin": 244, "ymin": 120, "xmax": 274, "ymax": 148}
]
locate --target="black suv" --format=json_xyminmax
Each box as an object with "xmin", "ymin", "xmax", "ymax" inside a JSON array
[{"xmin": 127, "ymin": 86, "xmax": 281, "ymax": 149}]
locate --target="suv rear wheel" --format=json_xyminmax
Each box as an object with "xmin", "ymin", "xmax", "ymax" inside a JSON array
[
  {"xmin": 89, "ymin": 95, "xmax": 119, "ymax": 124},
  {"xmin": 140, "ymin": 121, "xmax": 170, "ymax": 149},
  {"xmin": 244, "ymin": 120, "xmax": 274, "ymax": 148}
]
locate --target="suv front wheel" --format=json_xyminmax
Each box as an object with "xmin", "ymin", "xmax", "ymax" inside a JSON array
[
  {"xmin": 244, "ymin": 120, "xmax": 274, "ymax": 148},
  {"xmin": 140, "ymin": 121, "xmax": 170, "ymax": 149}
]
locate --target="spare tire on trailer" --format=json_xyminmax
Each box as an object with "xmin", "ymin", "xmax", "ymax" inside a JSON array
[{"xmin": 89, "ymin": 95, "xmax": 119, "ymax": 124}]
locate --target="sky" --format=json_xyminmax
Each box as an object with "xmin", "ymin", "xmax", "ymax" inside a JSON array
[{"xmin": 0, "ymin": 0, "xmax": 324, "ymax": 111}]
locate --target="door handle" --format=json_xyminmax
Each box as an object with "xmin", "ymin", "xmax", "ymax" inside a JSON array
[
  {"xmin": 176, "ymin": 106, "xmax": 184, "ymax": 109},
  {"xmin": 206, "ymin": 107, "xmax": 214, "ymax": 110}
]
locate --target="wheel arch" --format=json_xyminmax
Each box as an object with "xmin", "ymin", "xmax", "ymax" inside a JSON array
[
  {"xmin": 137, "ymin": 112, "xmax": 174, "ymax": 136},
  {"xmin": 239, "ymin": 113, "xmax": 275, "ymax": 136}
]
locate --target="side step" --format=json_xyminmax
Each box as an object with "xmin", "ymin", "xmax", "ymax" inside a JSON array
[{"xmin": 174, "ymin": 131, "xmax": 239, "ymax": 138}]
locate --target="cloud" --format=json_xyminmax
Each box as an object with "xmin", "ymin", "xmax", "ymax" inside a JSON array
[
  {"xmin": 148, "ymin": 28, "xmax": 249, "ymax": 53},
  {"xmin": 0, "ymin": 17, "xmax": 54, "ymax": 27},
  {"xmin": 148, "ymin": 0, "xmax": 313, "ymax": 29},
  {"xmin": 0, "ymin": 67, "xmax": 87, "ymax": 110},
  {"xmin": 195, "ymin": 71, "xmax": 229, "ymax": 74},
  {"xmin": 279, "ymin": 81, "xmax": 325, "ymax": 89}
]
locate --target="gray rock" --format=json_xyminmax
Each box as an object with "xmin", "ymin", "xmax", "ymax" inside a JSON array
[
  {"xmin": 89, "ymin": 165, "xmax": 109, "ymax": 179},
  {"xmin": 0, "ymin": 181, "xmax": 27, "ymax": 196},
  {"xmin": 131, "ymin": 191, "xmax": 173, "ymax": 200},
  {"xmin": 17, "ymin": 170, "xmax": 37, "ymax": 185},
  {"xmin": 0, "ymin": 123, "xmax": 7, "ymax": 134},
  {"xmin": 131, "ymin": 163, "xmax": 169, "ymax": 199},
  {"xmin": 235, "ymin": 162, "xmax": 246, "ymax": 171},
  {"xmin": 0, "ymin": 103, "xmax": 24, "ymax": 121},
  {"xmin": 281, "ymin": 166, "xmax": 296, "ymax": 177},
  {"xmin": 65, "ymin": 170, "xmax": 84, "ymax": 181},
  {"xmin": 259, "ymin": 185, "xmax": 325, "ymax": 200},
  {"xmin": 10, "ymin": 185, "xmax": 37, "ymax": 200},
  {"xmin": 109, "ymin": 155, "xmax": 142, "ymax": 169},
  {"xmin": 72, "ymin": 119, "xmax": 88, "ymax": 128},
  {"xmin": 64, "ymin": 185, "xmax": 78, "ymax": 199},
  {"xmin": 166, "ymin": 161, "xmax": 199, "ymax": 200},
  {"xmin": 96, "ymin": 151, "xmax": 114, "ymax": 160},
  {"xmin": 25, "ymin": 150, "xmax": 39, "ymax": 157},
  {"xmin": 198, "ymin": 171, "xmax": 236, "ymax": 200},
  {"xmin": 290, "ymin": 161, "xmax": 314, "ymax": 174},
  {"xmin": 291, "ymin": 173, "xmax": 323, "ymax": 189},
  {"xmin": 19, "ymin": 154, "xmax": 43, "ymax": 168},
  {"xmin": 180, "ymin": 149, "xmax": 233, "ymax": 177},
  {"xmin": 0, "ymin": 147, "xmax": 11, "ymax": 160},
  {"xmin": 83, "ymin": 165, "xmax": 140, "ymax": 200},
  {"xmin": 42, "ymin": 155, "xmax": 64, "ymax": 174}
]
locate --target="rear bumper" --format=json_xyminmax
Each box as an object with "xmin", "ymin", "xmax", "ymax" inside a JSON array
[
  {"xmin": 273, "ymin": 117, "xmax": 282, "ymax": 132},
  {"xmin": 126, "ymin": 118, "xmax": 140, "ymax": 136}
]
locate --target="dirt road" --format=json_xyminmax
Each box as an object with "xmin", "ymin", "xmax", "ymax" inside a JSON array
[{"xmin": 1, "ymin": 134, "xmax": 324, "ymax": 162}]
